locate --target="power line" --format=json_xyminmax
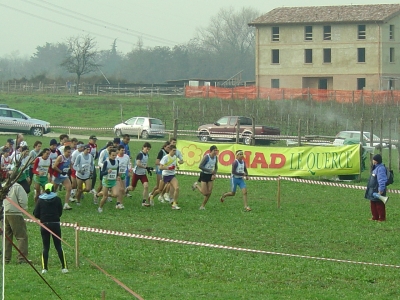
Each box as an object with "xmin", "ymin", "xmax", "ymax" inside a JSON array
[{"xmin": 26, "ymin": 0, "xmax": 180, "ymax": 45}]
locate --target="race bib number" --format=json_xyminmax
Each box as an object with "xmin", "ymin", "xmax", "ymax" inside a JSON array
[
  {"xmin": 39, "ymin": 167, "xmax": 48, "ymax": 176},
  {"xmin": 119, "ymin": 165, "xmax": 126, "ymax": 174},
  {"xmin": 63, "ymin": 168, "xmax": 70, "ymax": 173},
  {"xmin": 108, "ymin": 170, "xmax": 117, "ymax": 180}
]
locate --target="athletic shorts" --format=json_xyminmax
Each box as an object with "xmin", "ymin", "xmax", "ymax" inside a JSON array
[
  {"xmin": 156, "ymin": 165, "xmax": 162, "ymax": 175},
  {"xmin": 53, "ymin": 176, "xmax": 68, "ymax": 185},
  {"xmin": 29, "ymin": 168, "xmax": 35, "ymax": 180},
  {"xmin": 70, "ymin": 168, "xmax": 76, "ymax": 178},
  {"xmin": 120, "ymin": 174, "xmax": 126, "ymax": 181},
  {"xmin": 230, "ymin": 177, "xmax": 246, "ymax": 193},
  {"xmin": 199, "ymin": 172, "xmax": 213, "ymax": 183},
  {"xmin": 163, "ymin": 175, "xmax": 175, "ymax": 183},
  {"xmin": 33, "ymin": 174, "xmax": 48, "ymax": 187},
  {"xmin": 131, "ymin": 174, "xmax": 148, "ymax": 187},
  {"xmin": 102, "ymin": 178, "xmax": 117, "ymax": 188},
  {"xmin": 76, "ymin": 175, "xmax": 91, "ymax": 182}
]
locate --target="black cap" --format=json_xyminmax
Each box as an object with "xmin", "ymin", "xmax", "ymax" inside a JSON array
[
  {"xmin": 113, "ymin": 137, "xmax": 120, "ymax": 144},
  {"xmin": 210, "ymin": 145, "xmax": 218, "ymax": 152},
  {"xmin": 50, "ymin": 139, "xmax": 57, "ymax": 146},
  {"xmin": 89, "ymin": 135, "xmax": 97, "ymax": 140},
  {"xmin": 373, "ymin": 154, "xmax": 382, "ymax": 164},
  {"xmin": 6, "ymin": 138, "xmax": 14, "ymax": 145},
  {"xmin": 2, "ymin": 147, "xmax": 10, "ymax": 153},
  {"xmin": 106, "ymin": 141, "xmax": 113, "ymax": 147}
]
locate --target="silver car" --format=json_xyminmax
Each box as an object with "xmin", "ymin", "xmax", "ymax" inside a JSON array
[
  {"xmin": 0, "ymin": 107, "xmax": 50, "ymax": 136},
  {"xmin": 113, "ymin": 117, "xmax": 165, "ymax": 139}
]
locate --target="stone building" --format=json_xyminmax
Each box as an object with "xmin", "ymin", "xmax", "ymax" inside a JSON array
[{"xmin": 249, "ymin": 4, "xmax": 400, "ymax": 90}]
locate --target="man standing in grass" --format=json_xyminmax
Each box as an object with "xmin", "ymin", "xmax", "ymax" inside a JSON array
[
  {"xmin": 365, "ymin": 154, "xmax": 387, "ymax": 221},
  {"xmin": 220, "ymin": 150, "xmax": 251, "ymax": 211},
  {"xmin": 192, "ymin": 145, "xmax": 218, "ymax": 210}
]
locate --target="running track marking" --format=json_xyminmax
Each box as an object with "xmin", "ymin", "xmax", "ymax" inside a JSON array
[{"xmin": 25, "ymin": 220, "xmax": 400, "ymax": 269}]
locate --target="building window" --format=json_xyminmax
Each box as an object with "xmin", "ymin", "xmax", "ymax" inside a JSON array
[
  {"xmin": 323, "ymin": 48, "xmax": 331, "ymax": 63},
  {"xmin": 390, "ymin": 25, "xmax": 395, "ymax": 40},
  {"xmin": 305, "ymin": 26, "xmax": 313, "ymax": 41},
  {"xmin": 272, "ymin": 27, "xmax": 280, "ymax": 41},
  {"xmin": 358, "ymin": 25, "xmax": 366, "ymax": 39},
  {"xmin": 389, "ymin": 79, "xmax": 394, "ymax": 90},
  {"xmin": 390, "ymin": 48, "xmax": 395, "ymax": 63},
  {"xmin": 357, "ymin": 48, "xmax": 365, "ymax": 63},
  {"xmin": 323, "ymin": 26, "xmax": 331, "ymax": 40},
  {"xmin": 271, "ymin": 79, "xmax": 280, "ymax": 88},
  {"xmin": 272, "ymin": 49, "xmax": 280, "ymax": 64},
  {"xmin": 305, "ymin": 49, "xmax": 313, "ymax": 63},
  {"xmin": 357, "ymin": 78, "xmax": 366, "ymax": 90}
]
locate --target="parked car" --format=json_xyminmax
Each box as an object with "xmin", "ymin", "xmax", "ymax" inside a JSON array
[
  {"xmin": 113, "ymin": 117, "xmax": 165, "ymax": 139},
  {"xmin": 0, "ymin": 107, "xmax": 50, "ymax": 136},
  {"xmin": 333, "ymin": 131, "xmax": 388, "ymax": 148},
  {"xmin": 197, "ymin": 116, "xmax": 280, "ymax": 145}
]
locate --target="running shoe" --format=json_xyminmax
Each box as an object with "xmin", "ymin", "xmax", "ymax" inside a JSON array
[
  {"xmin": 98, "ymin": 207, "xmax": 103, "ymax": 213},
  {"xmin": 220, "ymin": 195, "xmax": 225, "ymax": 203},
  {"xmin": 172, "ymin": 204, "xmax": 181, "ymax": 210},
  {"xmin": 244, "ymin": 206, "xmax": 252, "ymax": 212},
  {"xmin": 158, "ymin": 194, "xmax": 165, "ymax": 203},
  {"xmin": 115, "ymin": 203, "xmax": 124, "ymax": 209},
  {"xmin": 42, "ymin": 269, "xmax": 48, "ymax": 274},
  {"xmin": 93, "ymin": 193, "xmax": 98, "ymax": 204},
  {"xmin": 61, "ymin": 268, "xmax": 69, "ymax": 274},
  {"xmin": 192, "ymin": 182, "xmax": 198, "ymax": 191},
  {"xmin": 199, "ymin": 206, "xmax": 205, "ymax": 210},
  {"xmin": 142, "ymin": 202, "xmax": 150, "ymax": 207},
  {"xmin": 107, "ymin": 197, "xmax": 113, "ymax": 202},
  {"xmin": 150, "ymin": 196, "xmax": 154, "ymax": 206},
  {"xmin": 163, "ymin": 193, "xmax": 171, "ymax": 202},
  {"xmin": 63, "ymin": 203, "xmax": 72, "ymax": 210}
]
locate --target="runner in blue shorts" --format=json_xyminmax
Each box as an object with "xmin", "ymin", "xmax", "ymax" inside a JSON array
[{"xmin": 220, "ymin": 150, "xmax": 251, "ymax": 211}]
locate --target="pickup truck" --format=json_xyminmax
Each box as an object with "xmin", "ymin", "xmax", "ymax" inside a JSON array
[{"xmin": 197, "ymin": 116, "xmax": 280, "ymax": 145}]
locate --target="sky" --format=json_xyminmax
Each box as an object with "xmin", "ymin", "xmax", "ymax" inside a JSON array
[{"xmin": 1, "ymin": 0, "xmax": 399, "ymax": 57}]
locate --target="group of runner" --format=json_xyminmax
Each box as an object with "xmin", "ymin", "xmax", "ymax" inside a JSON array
[{"xmin": 1, "ymin": 133, "xmax": 251, "ymax": 212}]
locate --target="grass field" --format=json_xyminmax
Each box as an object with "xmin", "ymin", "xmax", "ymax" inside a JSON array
[{"xmin": 1, "ymin": 96, "xmax": 400, "ymax": 299}]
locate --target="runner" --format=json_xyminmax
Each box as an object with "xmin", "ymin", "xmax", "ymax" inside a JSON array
[
  {"xmin": 48, "ymin": 139, "xmax": 61, "ymax": 182},
  {"xmin": 13, "ymin": 145, "xmax": 31, "ymax": 194},
  {"xmin": 28, "ymin": 141, "xmax": 42, "ymax": 190},
  {"xmin": 115, "ymin": 145, "xmax": 131, "ymax": 209},
  {"xmin": 149, "ymin": 145, "xmax": 180, "ymax": 210},
  {"xmin": 127, "ymin": 142, "xmax": 152, "ymax": 207},
  {"xmin": 94, "ymin": 141, "xmax": 114, "ymax": 204},
  {"xmin": 119, "ymin": 134, "xmax": 131, "ymax": 196},
  {"xmin": 88, "ymin": 135, "xmax": 99, "ymax": 195},
  {"xmin": 73, "ymin": 145, "xmax": 94, "ymax": 205},
  {"xmin": 32, "ymin": 148, "xmax": 52, "ymax": 204},
  {"xmin": 0, "ymin": 147, "xmax": 12, "ymax": 182},
  {"xmin": 149, "ymin": 141, "xmax": 170, "ymax": 202},
  {"xmin": 163, "ymin": 138, "xmax": 184, "ymax": 203},
  {"xmin": 70, "ymin": 142, "xmax": 85, "ymax": 201},
  {"xmin": 192, "ymin": 145, "xmax": 219, "ymax": 210},
  {"xmin": 219, "ymin": 150, "xmax": 251, "ymax": 211},
  {"xmin": 98, "ymin": 148, "xmax": 122, "ymax": 212},
  {"xmin": 52, "ymin": 146, "xmax": 73, "ymax": 210}
]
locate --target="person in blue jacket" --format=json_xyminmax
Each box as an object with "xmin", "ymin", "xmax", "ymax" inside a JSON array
[{"xmin": 364, "ymin": 154, "xmax": 387, "ymax": 221}]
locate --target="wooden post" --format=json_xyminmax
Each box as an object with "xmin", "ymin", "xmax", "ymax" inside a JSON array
[
  {"xmin": 251, "ymin": 116, "xmax": 256, "ymax": 145},
  {"xmin": 236, "ymin": 120, "xmax": 240, "ymax": 144},
  {"xmin": 75, "ymin": 223, "xmax": 79, "ymax": 268},
  {"xmin": 173, "ymin": 119, "xmax": 178, "ymax": 139},
  {"xmin": 297, "ymin": 119, "xmax": 301, "ymax": 146},
  {"xmin": 101, "ymin": 291, "xmax": 106, "ymax": 300},
  {"xmin": 359, "ymin": 118, "xmax": 364, "ymax": 182},
  {"xmin": 277, "ymin": 176, "xmax": 281, "ymax": 209},
  {"xmin": 379, "ymin": 118, "xmax": 383, "ymax": 155},
  {"xmin": 388, "ymin": 119, "xmax": 392, "ymax": 170}
]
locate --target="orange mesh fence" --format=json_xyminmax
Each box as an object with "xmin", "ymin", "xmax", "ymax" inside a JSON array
[{"xmin": 185, "ymin": 86, "xmax": 400, "ymax": 104}]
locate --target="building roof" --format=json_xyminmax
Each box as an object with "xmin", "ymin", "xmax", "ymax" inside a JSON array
[{"xmin": 250, "ymin": 4, "xmax": 400, "ymax": 25}]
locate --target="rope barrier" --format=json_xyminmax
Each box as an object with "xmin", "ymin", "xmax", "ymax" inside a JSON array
[{"xmin": 24, "ymin": 220, "xmax": 400, "ymax": 269}]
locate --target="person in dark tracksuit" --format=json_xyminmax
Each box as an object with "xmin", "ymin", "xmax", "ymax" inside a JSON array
[
  {"xmin": 365, "ymin": 154, "xmax": 387, "ymax": 222},
  {"xmin": 34, "ymin": 183, "xmax": 68, "ymax": 274}
]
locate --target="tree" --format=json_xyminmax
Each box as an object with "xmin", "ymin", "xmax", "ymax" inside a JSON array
[
  {"xmin": 61, "ymin": 35, "xmax": 99, "ymax": 93},
  {"xmin": 195, "ymin": 7, "xmax": 260, "ymax": 80},
  {"xmin": 30, "ymin": 42, "xmax": 69, "ymax": 79}
]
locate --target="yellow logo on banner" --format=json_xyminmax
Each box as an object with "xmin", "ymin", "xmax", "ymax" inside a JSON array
[{"xmin": 177, "ymin": 141, "xmax": 360, "ymax": 177}]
